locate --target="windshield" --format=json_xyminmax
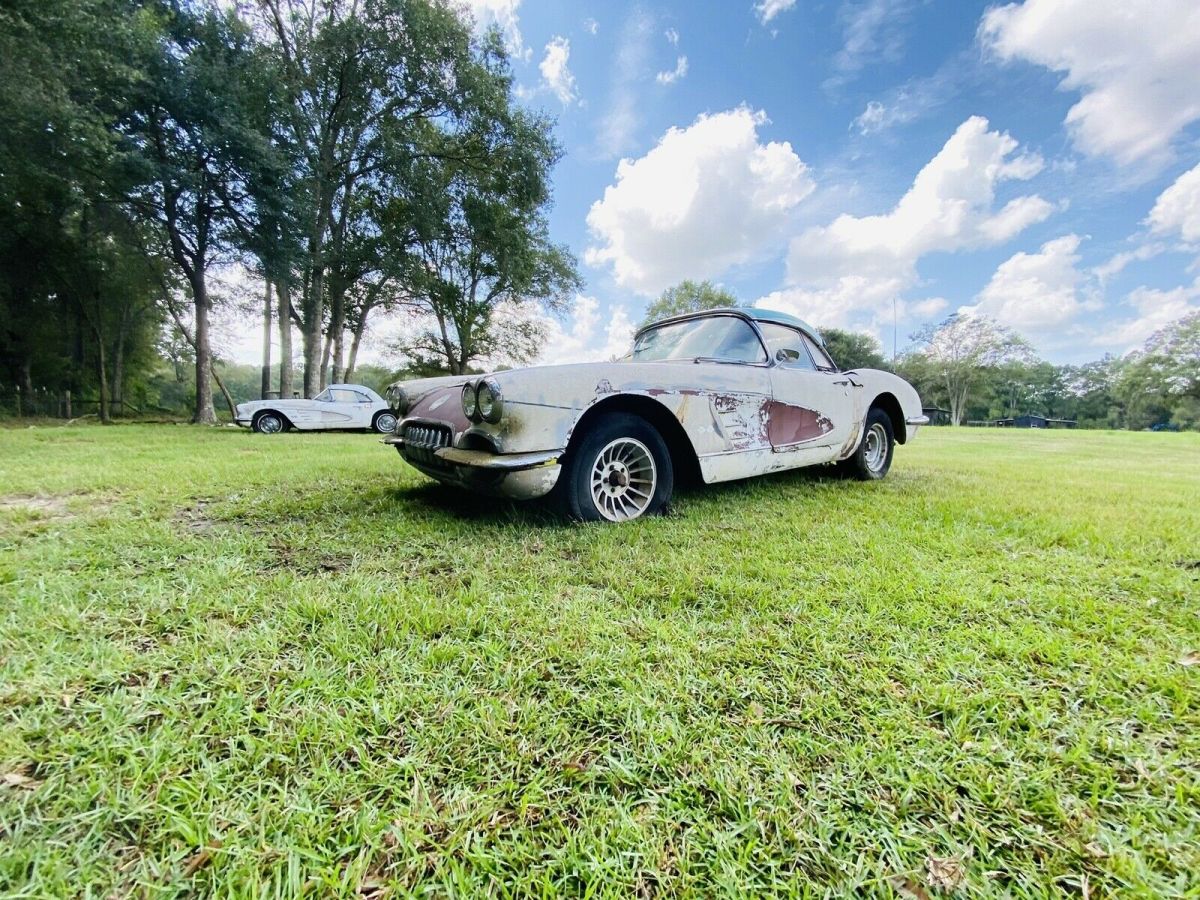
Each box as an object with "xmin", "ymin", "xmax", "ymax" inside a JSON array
[{"xmin": 631, "ymin": 316, "xmax": 767, "ymax": 364}]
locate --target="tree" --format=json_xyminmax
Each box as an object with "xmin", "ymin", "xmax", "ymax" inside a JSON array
[
  {"xmin": 251, "ymin": 0, "xmax": 502, "ymax": 396},
  {"xmin": 1115, "ymin": 312, "xmax": 1200, "ymax": 428},
  {"xmin": 640, "ymin": 280, "xmax": 738, "ymax": 327},
  {"xmin": 123, "ymin": 2, "xmax": 269, "ymax": 423},
  {"xmin": 819, "ymin": 328, "xmax": 887, "ymax": 371},
  {"xmin": 1061, "ymin": 356, "xmax": 1120, "ymax": 428},
  {"xmin": 392, "ymin": 94, "xmax": 580, "ymax": 374},
  {"xmin": 0, "ymin": 0, "xmax": 166, "ymax": 418},
  {"xmin": 911, "ymin": 314, "xmax": 1031, "ymax": 425}
]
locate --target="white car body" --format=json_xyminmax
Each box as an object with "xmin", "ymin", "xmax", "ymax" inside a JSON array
[
  {"xmin": 235, "ymin": 384, "xmax": 395, "ymax": 433},
  {"xmin": 383, "ymin": 309, "xmax": 928, "ymax": 516}
]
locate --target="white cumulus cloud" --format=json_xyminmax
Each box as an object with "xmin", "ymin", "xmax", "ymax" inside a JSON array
[
  {"xmin": 535, "ymin": 296, "xmax": 636, "ymax": 365},
  {"xmin": 656, "ymin": 55, "xmax": 688, "ymax": 85},
  {"xmin": 754, "ymin": 0, "xmax": 797, "ymax": 25},
  {"xmin": 961, "ymin": 234, "xmax": 1098, "ymax": 334},
  {"xmin": 1093, "ymin": 278, "xmax": 1200, "ymax": 351},
  {"xmin": 586, "ymin": 107, "xmax": 814, "ymax": 296},
  {"xmin": 1093, "ymin": 243, "xmax": 1166, "ymax": 283},
  {"xmin": 1148, "ymin": 163, "xmax": 1200, "ymax": 243},
  {"xmin": 980, "ymin": 0, "xmax": 1200, "ymax": 167},
  {"xmin": 462, "ymin": 0, "xmax": 529, "ymax": 60},
  {"xmin": 538, "ymin": 36, "xmax": 578, "ymax": 105},
  {"xmin": 775, "ymin": 116, "xmax": 1052, "ymax": 328}
]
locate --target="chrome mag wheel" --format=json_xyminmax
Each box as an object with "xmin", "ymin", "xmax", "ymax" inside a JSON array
[
  {"xmin": 863, "ymin": 421, "xmax": 888, "ymax": 473},
  {"xmin": 257, "ymin": 413, "xmax": 283, "ymax": 434},
  {"xmin": 375, "ymin": 412, "xmax": 398, "ymax": 433},
  {"xmin": 589, "ymin": 437, "xmax": 657, "ymax": 522}
]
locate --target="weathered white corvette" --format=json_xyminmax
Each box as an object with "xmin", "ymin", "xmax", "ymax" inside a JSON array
[
  {"xmin": 384, "ymin": 308, "xmax": 928, "ymax": 522},
  {"xmin": 235, "ymin": 384, "xmax": 397, "ymax": 434}
]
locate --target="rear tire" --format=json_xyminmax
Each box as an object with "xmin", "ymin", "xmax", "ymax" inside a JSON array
[
  {"xmin": 839, "ymin": 407, "xmax": 894, "ymax": 480},
  {"xmin": 372, "ymin": 411, "xmax": 398, "ymax": 434},
  {"xmin": 252, "ymin": 411, "xmax": 287, "ymax": 434},
  {"xmin": 552, "ymin": 413, "xmax": 674, "ymax": 522}
]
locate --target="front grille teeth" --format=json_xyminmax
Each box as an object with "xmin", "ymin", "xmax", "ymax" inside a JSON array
[{"xmin": 402, "ymin": 421, "xmax": 452, "ymax": 460}]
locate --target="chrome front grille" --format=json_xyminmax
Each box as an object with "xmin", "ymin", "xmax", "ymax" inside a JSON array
[{"xmin": 402, "ymin": 421, "xmax": 453, "ymax": 466}]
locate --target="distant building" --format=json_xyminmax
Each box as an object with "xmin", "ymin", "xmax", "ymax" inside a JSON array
[{"xmin": 994, "ymin": 414, "xmax": 1078, "ymax": 429}]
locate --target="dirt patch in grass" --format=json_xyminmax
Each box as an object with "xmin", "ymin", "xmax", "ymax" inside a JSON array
[
  {"xmin": 264, "ymin": 541, "xmax": 354, "ymax": 575},
  {"xmin": 0, "ymin": 494, "xmax": 75, "ymax": 521},
  {"xmin": 175, "ymin": 499, "xmax": 224, "ymax": 533}
]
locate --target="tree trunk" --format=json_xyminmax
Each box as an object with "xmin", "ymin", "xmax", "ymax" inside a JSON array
[
  {"xmin": 303, "ymin": 311, "xmax": 322, "ymax": 398},
  {"xmin": 320, "ymin": 330, "xmax": 332, "ymax": 389},
  {"xmin": 278, "ymin": 282, "xmax": 294, "ymax": 398},
  {"xmin": 346, "ymin": 320, "xmax": 367, "ymax": 383},
  {"xmin": 212, "ymin": 365, "xmax": 237, "ymax": 419},
  {"xmin": 192, "ymin": 275, "xmax": 217, "ymax": 424},
  {"xmin": 261, "ymin": 280, "xmax": 273, "ymax": 399},
  {"xmin": 96, "ymin": 335, "xmax": 110, "ymax": 424},
  {"xmin": 332, "ymin": 330, "xmax": 345, "ymax": 384},
  {"xmin": 329, "ymin": 284, "xmax": 346, "ymax": 384},
  {"xmin": 112, "ymin": 312, "xmax": 127, "ymax": 415},
  {"xmin": 19, "ymin": 355, "xmax": 34, "ymax": 400}
]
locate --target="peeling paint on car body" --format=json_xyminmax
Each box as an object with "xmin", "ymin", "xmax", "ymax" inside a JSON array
[{"xmin": 383, "ymin": 308, "xmax": 927, "ymax": 501}]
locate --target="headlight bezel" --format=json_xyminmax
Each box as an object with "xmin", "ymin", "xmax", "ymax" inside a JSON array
[
  {"xmin": 476, "ymin": 378, "xmax": 503, "ymax": 423},
  {"xmin": 461, "ymin": 382, "xmax": 479, "ymax": 421},
  {"xmin": 388, "ymin": 385, "xmax": 410, "ymax": 417}
]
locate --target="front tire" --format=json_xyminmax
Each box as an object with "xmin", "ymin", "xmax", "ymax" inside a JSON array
[
  {"xmin": 553, "ymin": 413, "xmax": 674, "ymax": 522},
  {"xmin": 252, "ymin": 411, "xmax": 287, "ymax": 434},
  {"xmin": 839, "ymin": 407, "xmax": 894, "ymax": 480}
]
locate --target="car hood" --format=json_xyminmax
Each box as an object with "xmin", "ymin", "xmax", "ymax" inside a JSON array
[{"xmin": 394, "ymin": 359, "xmax": 772, "ymax": 427}]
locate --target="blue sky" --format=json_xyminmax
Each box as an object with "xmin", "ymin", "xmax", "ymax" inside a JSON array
[{"xmin": 463, "ymin": 0, "xmax": 1200, "ymax": 365}]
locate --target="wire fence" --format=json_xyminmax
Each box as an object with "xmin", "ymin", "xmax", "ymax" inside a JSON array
[{"xmin": 0, "ymin": 386, "xmax": 174, "ymax": 420}]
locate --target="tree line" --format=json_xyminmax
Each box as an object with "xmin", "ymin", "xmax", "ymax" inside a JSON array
[{"xmin": 0, "ymin": 0, "xmax": 578, "ymax": 423}]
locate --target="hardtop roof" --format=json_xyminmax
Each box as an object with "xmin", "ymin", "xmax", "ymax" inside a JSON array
[{"xmin": 637, "ymin": 307, "xmax": 824, "ymax": 344}]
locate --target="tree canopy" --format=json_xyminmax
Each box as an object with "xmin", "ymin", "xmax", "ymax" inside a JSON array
[
  {"xmin": 819, "ymin": 329, "xmax": 888, "ymax": 371},
  {"xmin": 0, "ymin": 0, "xmax": 578, "ymax": 419},
  {"xmin": 640, "ymin": 280, "xmax": 739, "ymax": 327}
]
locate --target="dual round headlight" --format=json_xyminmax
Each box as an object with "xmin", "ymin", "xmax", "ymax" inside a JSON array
[
  {"xmin": 392, "ymin": 386, "xmax": 410, "ymax": 417},
  {"xmin": 461, "ymin": 378, "xmax": 503, "ymax": 423}
]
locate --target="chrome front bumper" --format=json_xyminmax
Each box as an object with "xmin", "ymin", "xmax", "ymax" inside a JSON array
[{"xmin": 383, "ymin": 434, "xmax": 562, "ymax": 500}]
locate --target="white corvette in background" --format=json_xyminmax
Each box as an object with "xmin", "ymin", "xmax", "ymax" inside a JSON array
[{"xmin": 234, "ymin": 384, "xmax": 397, "ymax": 434}]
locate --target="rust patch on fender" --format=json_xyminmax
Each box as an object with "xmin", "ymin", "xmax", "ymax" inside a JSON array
[
  {"xmin": 711, "ymin": 393, "xmax": 770, "ymax": 451},
  {"xmin": 765, "ymin": 401, "xmax": 834, "ymax": 446}
]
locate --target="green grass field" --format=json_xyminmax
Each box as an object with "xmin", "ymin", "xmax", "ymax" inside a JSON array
[{"xmin": 1, "ymin": 424, "xmax": 1197, "ymax": 897}]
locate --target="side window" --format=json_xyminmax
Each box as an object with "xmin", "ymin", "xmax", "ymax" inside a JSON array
[
  {"xmin": 759, "ymin": 323, "xmax": 815, "ymax": 370},
  {"xmin": 353, "ymin": 391, "xmax": 372, "ymax": 403},
  {"xmin": 313, "ymin": 389, "xmax": 333, "ymax": 402},
  {"xmin": 329, "ymin": 388, "xmax": 360, "ymax": 403},
  {"xmin": 802, "ymin": 335, "xmax": 837, "ymax": 372}
]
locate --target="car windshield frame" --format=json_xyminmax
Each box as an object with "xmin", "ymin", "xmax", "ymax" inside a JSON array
[{"xmin": 629, "ymin": 314, "xmax": 769, "ymax": 365}]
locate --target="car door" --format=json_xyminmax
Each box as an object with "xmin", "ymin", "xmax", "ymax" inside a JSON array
[
  {"xmin": 320, "ymin": 388, "xmax": 360, "ymax": 426},
  {"xmin": 758, "ymin": 323, "xmax": 858, "ymax": 453},
  {"xmin": 346, "ymin": 389, "xmax": 377, "ymax": 428}
]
